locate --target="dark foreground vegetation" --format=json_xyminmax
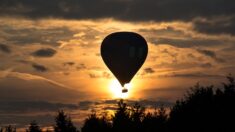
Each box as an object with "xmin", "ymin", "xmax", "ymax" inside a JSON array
[{"xmin": 1, "ymin": 75, "xmax": 235, "ymax": 132}]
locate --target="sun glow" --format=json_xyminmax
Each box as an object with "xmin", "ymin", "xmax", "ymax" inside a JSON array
[{"xmin": 109, "ymin": 79, "xmax": 132, "ymax": 99}]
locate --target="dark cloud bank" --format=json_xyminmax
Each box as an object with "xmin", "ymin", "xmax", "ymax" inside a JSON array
[
  {"xmin": 0, "ymin": 0, "xmax": 235, "ymax": 35},
  {"xmin": 32, "ymin": 63, "xmax": 48, "ymax": 72},
  {"xmin": 31, "ymin": 48, "xmax": 57, "ymax": 57},
  {"xmin": 0, "ymin": 44, "xmax": 11, "ymax": 53}
]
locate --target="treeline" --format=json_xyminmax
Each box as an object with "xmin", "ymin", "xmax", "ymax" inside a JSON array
[{"xmin": 1, "ymin": 75, "xmax": 235, "ymax": 132}]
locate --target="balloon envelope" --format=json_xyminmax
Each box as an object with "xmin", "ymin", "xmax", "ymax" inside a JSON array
[{"xmin": 101, "ymin": 32, "xmax": 148, "ymax": 86}]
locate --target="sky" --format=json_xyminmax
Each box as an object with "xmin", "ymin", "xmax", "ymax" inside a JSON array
[{"xmin": 0, "ymin": 0, "xmax": 235, "ymax": 130}]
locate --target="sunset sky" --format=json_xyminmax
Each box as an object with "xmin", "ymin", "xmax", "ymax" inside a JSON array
[{"xmin": 0, "ymin": 0, "xmax": 235, "ymax": 129}]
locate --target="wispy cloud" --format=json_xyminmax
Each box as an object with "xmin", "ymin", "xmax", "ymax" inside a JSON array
[{"xmin": 159, "ymin": 72, "xmax": 224, "ymax": 78}]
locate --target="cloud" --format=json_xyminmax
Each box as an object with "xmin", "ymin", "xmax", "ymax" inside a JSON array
[
  {"xmin": 102, "ymin": 72, "xmax": 112, "ymax": 79},
  {"xmin": 0, "ymin": 0, "xmax": 234, "ymax": 36},
  {"xmin": 0, "ymin": 101, "xmax": 79, "ymax": 128},
  {"xmin": 16, "ymin": 60, "xmax": 49, "ymax": 72},
  {"xmin": 76, "ymin": 64, "xmax": 86, "ymax": 70},
  {"xmin": 138, "ymin": 100, "xmax": 174, "ymax": 108},
  {"xmin": 193, "ymin": 16, "xmax": 235, "ymax": 35},
  {"xmin": 196, "ymin": 49, "xmax": 225, "ymax": 62},
  {"xmin": 15, "ymin": 59, "xmax": 32, "ymax": 64},
  {"xmin": 88, "ymin": 72, "xmax": 112, "ymax": 79},
  {"xmin": 160, "ymin": 48, "xmax": 178, "ymax": 63},
  {"xmin": 0, "ymin": 0, "xmax": 234, "ymax": 22},
  {"xmin": 140, "ymin": 87, "xmax": 188, "ymax": 101},
  {"xmin": 78, "ymin": 99, "xmax": 173, "ymax": 111},
  {"xmin": 220, "ymin": 66, "xmax": 235, "ymax": 74},
  {"xmin": 197, "ymin": 49, "xmax": 216, "ymax": 58},
  {"xmin": 0, "ymin": 101, "xmax": 78, "ymax": 113},
  {"xmin": 31, "ymin": 48, "xmax": 57, "ymax": 57},
  {"xmin": 32, "ymin": 64, "xmax": 48, "ymax": 72},
  {"xmin": 0, "ymin": 70, "xmax": 88, "ymax": 128},
  {"xmin": 161, "ymin": 48, "xmax": 178, "ymax": 57},
  {"xmin": 0, "ymin": 71, "xmax": 85, "ymax": 102},
  {"xmin": 144, "ymin": 68, "xmax": 155, "ymax": 74},
  {"xmin": 0, "ymin": 25, "xmax": 75, "ymax": 46},
  {"xmin": 200, "ymin": 62, "xmax": 213, "ymax": 68},
  {"xmin": 0, "ymin": 98, "xmax": 173, "ymax": 128},
  {"xmin": 139, "ymin": 26, "xmax": 186, "ymax": 37},
  {"xmin": 159, "ymin": 72, "xmax": 224, "ymax": 78},
  {"xmin": 221, "ymin": 44, "xmax": 235, "ymax": 52},
  {"xmin": 0, "ymin": 44, "xmax": 11, "ymax": 53},
  {"xmin": 89, "ymin": 73, "xmax": 100, "ymax": 78},
  {"xmin": 78, "ymin": 101, "xmax": 94, "ymax": 110},
  {"xmin": 63, "ymin": 62, "xmax": 75, "ymax": 66},
  {"xmin": 187, "ymin": 53, "xmax": 196, "ymax": 58},
  {"xmin": 154, "ymin": 37, "xmax": 224, "ymax": 48},
  {"xmin": 0, "ymin": 68, "xmax": 13, "ymax": 78}
]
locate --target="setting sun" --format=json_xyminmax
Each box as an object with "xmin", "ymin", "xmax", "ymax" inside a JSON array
[{"xmin": 109, "ymin": 79, "xmax": 132, "ymax": 99}]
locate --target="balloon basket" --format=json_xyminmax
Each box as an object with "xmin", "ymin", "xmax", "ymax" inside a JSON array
[{"xmin": 122, "ymin": 88, "xmax": 128, "ymax": 93}]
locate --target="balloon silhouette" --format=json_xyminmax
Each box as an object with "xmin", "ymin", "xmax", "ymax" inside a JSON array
[{"xmin": 101, "ymin": 32, "xmax": 148, "ymax": 93}]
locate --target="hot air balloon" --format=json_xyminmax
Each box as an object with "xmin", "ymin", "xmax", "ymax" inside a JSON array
[{"xmin": 101, "ymin": 32, "xmax": 148, "ymax": 93}]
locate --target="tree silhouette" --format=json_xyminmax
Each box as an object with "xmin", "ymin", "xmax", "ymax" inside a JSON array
[
  {"xmin": 54, "ymin": 110, "xmax": 79, "ymax": 132},
  {"xmin": 112, "ymin": 99, "xmax": 132, "ymax": 132},
  {"xmin": 129, "ymin": 103, "xmax": 145, "ymax": 132},
  {"xmin": 26, "ymin": 121, "xmax": 42, "ymax": 132},
  {"xmin": 142, "ymin": 106, "xmax": 167, "ymax": 132},
  {"xmin": 214, "ymin": 74, "xmax": 235, "ymax": 132},
  {"xmin": 168, "ymin": 75, "xmax": 235, "ymax": 132},
  {"xmin": 81, "ymin": 113, "xmax": 111, "ymax": 132}
]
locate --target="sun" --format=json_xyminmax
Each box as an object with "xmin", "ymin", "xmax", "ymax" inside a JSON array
[{"xmin": 109, "ymin": 79, "xmax": 132, "ymax": 99}]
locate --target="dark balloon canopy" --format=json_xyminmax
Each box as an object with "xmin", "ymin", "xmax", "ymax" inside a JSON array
[{"xmin": 101, "ymin": 32, "xmax": 148, "ymax": 89}]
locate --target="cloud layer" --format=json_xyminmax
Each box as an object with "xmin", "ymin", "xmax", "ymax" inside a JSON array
[
  {"xmin": 0, "ymin": 0, "xmax": 234, "ymax": 21},
  {"xmin": 1, "ymin": 0, "xmax": 235, "ymax": 35}
]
